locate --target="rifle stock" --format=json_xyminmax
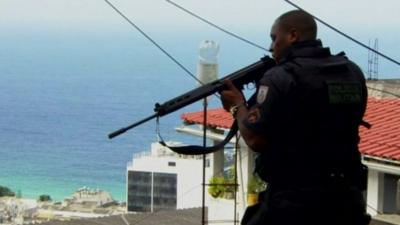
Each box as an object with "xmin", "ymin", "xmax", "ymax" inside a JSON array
[{"xmin": 108, "ymin": 55, "xmax": 275, "ymax": 139}]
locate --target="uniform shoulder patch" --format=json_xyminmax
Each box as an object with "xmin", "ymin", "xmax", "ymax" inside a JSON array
[{"xmin": 257, "ymin": 85, "xmax": 269, "ymax": 104}]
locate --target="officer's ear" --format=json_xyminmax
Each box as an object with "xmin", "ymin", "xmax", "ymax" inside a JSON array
[{"xmin": 288, "ymin": 28, "xmax": 300, "ymax": 44}]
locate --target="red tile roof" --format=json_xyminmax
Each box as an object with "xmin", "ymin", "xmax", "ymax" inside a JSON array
[
  {"xmin": 359, "ymin": 98, "xmax": 400, "ymax": 161},
  {"xmin": 181, "ymin": 98, "xmax": 400, "ymax": 162},
  {"xmin": 181, "ymin": 108, "xmax": 233, "ymax": 129}
]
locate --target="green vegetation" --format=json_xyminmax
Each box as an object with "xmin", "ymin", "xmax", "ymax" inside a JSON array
[
  {"xmin": 38, "ymin": 194, "xmax": 52, "ymax": 202},
  {"xmin": 208, "ymin": 176, "xmax": 226, "ymax": 198},
  {"xmin": 208, "ymin": 167, "xmax": 266, "ymax": 199},
  {"xmin": 247, "ymin": 174, "xmax": 266, "ymax": 194},
  {"xmin": 208, "ymin": 165, "xmax": 238, "ymax": 199},
  {"xmin": 0, "ymin": 185, "xmax": 15, "ymax": 197}
]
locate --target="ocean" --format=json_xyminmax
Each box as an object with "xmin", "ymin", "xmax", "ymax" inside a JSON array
[
  {"xmin": 0, "ymin": 26, "xmax": 397, "ymax": 202},
  {"xmin": 0, "ymin": 27, "xmax": 266, "ymax": 202}
]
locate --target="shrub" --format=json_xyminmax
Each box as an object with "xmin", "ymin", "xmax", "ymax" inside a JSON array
[
  {"xmin": 208, "ymin": 176, "xmax": 226, "ymax": 198},
  {"xmin": 0, "ymin": 186, "xmax": 15, "ymax": 197},
  {"xmin": 247, "ymin": 175, "xmax": 266, "ymax": 194},
  {"xmin": 38, "ymin": 194, "xmax": 52, "ymax": 202}
]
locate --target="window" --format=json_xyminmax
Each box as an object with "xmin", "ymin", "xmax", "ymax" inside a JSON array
[
  {"xmin": 206, "ymin": 159, "xmax": 210, "ymax": 167},
  {"xmin": 168, "ymin": 161, "xmax": 176, "ymax": 167}
]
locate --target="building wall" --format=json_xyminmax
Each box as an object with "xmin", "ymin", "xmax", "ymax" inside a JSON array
[
  {"xmin": 383, "ymin": 174, "xmax": 400, "ymax": 213},
  {"xmin": 367, "ymin": 170, "xmax": 384, "ymax": 216},
  {"xmin": 366, "ymin": 79, "xmax": 400, "ymax": 98},
  {"xmin": 397, "ymin": 179, "xmax": 400, "ymax": 214},
  {"xmin": 174, "ymin": 158, "xmax": 208, "ymax": 209},
  {"xmin": 127, "ymin": 171, "xmax": 152, "ymax": 212},
  {"xmin": 365, "ymin": 161, "xmax": 400, "ymax": 216},
  {"xmin": 152, "ymin": 172, "xmax": 177, "ymax": 211},
  {"xmin": 127, "ymin": 144, "xmax": 210, "ymax": 211}
]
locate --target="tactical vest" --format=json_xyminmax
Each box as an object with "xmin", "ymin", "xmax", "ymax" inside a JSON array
[{"xmin": 255, "ymin": 49, "xmax": 368, "ymax": 186}]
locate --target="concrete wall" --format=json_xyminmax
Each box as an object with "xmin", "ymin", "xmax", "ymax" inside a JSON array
[
  {"xmin": 365, "ymin": 161, "xmax": 400, "ymax": 216},
  {"xmin": 366, "ymin": 79, "xmax": 400, "ymax": 98},
  {"xmin": 383, "ymin": 174, "xmax": 400, "ymax": 214},
  {"xmin": 128, "ymin": 143, "xmax": 211, "ymax": 210},
  {"xmin": 367, "ymin": 170, "xmax": 384, "ymax": 216}
]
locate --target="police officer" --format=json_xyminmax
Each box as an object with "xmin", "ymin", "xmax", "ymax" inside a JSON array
[{"xmin": 221, "ymin": 10, "xmax": 370, "ymax": 225}]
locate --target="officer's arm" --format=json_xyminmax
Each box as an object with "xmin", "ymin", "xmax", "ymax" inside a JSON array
[
  {"xmin": 220, "ymin": 80, "xmax": 268, "ymax": 152},
  {"xmin": 235, "ymin": 106, "xmax": 268, "ymax": 152}
]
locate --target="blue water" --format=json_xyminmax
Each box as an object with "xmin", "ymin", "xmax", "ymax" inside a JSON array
[
  {"xmin": 0, "ymin": 27, "xmax": 264, "ymax": 202},
  {"xmin": 0, "ymin": 26, "xmax": 398, "ymax": 202}
]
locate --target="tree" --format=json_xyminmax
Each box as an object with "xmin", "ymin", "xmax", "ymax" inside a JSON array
[
  {"xmin": 0, "ymin": 186, "xmax": 15, "ymax": 197},
  {"xmin": 38, "ymin": 194, "xmax": 52, "ymax": 202}
]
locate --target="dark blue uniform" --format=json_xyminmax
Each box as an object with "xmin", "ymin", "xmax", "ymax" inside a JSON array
[{"xmin": 242, "ymin": 40, "xmax": 370, "ymax": 225}]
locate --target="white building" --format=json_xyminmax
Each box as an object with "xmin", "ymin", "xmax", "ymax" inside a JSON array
[
  {"xmin": 179, "ymin": 97, "xmax": 400, "ymax": 220},
  {"xmin": 178, "ymin": 109, "xmax": 256, "ymax": 222},
  {"xmin": 126, "ymin": 142, "xmax": 215, "ymax": 212},
  {"xmin": 62, "ymin": 187, "xmax": 115, "ymax": 211},
  {"xmin": 359, "ymin": 98, "xmax": 400, "ymax": 216}
]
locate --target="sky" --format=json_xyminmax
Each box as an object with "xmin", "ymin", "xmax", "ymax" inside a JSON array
[
  {"xmin": 1, "ymin": 0, "xmax": 400, "ymax": 27},
  {"xmin": 0, "ymin": 0, "xmax": 398, "ymax": 200},
  {"xmin": 1, "ymin": 0, "xmax": 399, "ymax": 29},
  {"xmin": 1, "ymin": 0, "xmax": 399, "ymax": 77}
]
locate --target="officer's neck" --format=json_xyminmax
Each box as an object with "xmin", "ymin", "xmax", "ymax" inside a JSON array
[{"xmin": 291, "ymin": 39, "xmax": 322, "ymax": 48}]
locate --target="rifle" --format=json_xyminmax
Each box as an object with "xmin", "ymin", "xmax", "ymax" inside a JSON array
[{"xmin": 108, "ymin": 55, "xmax": 275, "ymax": 139}]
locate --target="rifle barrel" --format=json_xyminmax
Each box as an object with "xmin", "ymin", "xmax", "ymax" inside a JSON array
[
  {"xmin": 108, "ymin": 56, "xmax": 275, "ymax": 139},
  {"xmin": 108, "ymin": 113, "xmax": 158, "ymax": 139}
]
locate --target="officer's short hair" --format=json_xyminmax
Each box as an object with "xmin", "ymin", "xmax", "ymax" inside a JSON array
[{"xmin": 277, "ymin": 10, "xmax": 317, "ymax": 40}]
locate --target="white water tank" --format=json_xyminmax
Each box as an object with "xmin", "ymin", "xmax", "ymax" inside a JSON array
[{"xmin": 197, "ymin": 40, "xmax": 219, "ymax": 85}]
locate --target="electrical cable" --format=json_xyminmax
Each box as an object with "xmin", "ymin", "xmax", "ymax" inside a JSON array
[
  {"xmin": 103, "ymin": 0, "xmax": 396, "ymax": 221},
  {"xmin": 166, "ymin": 0, "xmax": 400, "ymax": 67},
  {"xmin": 166, "ymin": 0, "xmax": 268, "ymax": 52},
  {"xmin": 103, "ymin": 0, "xmax": 221, "ymax": 101},
  {"xmin": 360, "ymin": 68, "xmax": 400, "ymax": 98},
  {"xmin": 366, "ymin": 85, "xmax": 400, "ymax": 98},
  {"xmin": 103, "ymin": 0, "xmax": 203, "ymax": 86},
  {"xmin": 165, "ymin": 0, "xmax": 400, "ymax": 98},
  {"xmin": 284, "ymin": 0, "xmax": 400, "ymax": 66},
  {"xmin": 125, "ymin": 145, "xmax": 246, "ymax": 225}
]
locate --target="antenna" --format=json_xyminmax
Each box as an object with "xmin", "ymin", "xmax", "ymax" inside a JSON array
[
  {"xmin": 373, "ymin": 39, "xmax": 379, "ymax": 80},
  {"xmin": 367, "ymin": 38, "xmax": 379, "ymax": 80},
  {"xmin": 367, "ymin": 39, "xmax": 372, "ymax": 80}
]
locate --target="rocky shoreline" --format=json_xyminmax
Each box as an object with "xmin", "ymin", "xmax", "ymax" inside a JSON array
[{"xmin": 0, "ymin": 187, "xmax": 126, "ymax": 224}]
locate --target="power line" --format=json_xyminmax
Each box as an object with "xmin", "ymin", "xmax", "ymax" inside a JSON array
[
  {"xmin": 166, "ymin": 0, "xmax": 400, "ymax": 67},
  {"xmin": 165, "ymin": 0, "xmax": 268, "ymax": 52},
  {"xmin": 366, "ymin": 85, "xmax": 400, "ymax": 98},
  {"xmin": 104, "ymin": 0, "xmax": 224, "ymax": 103},
  {"xmin": 102, "ymin": 0, "xmax": 397, "ymax": 221},
  {"xmin": 125, "ymin": 144, "xmax": 247, "ymax": 225},
  {"xmin": 103, "ymin": 0, "xmax": 203, "ymax": 86},
  {"xmin": 284, "ymin": 0, "xmax": 400, "ymax": 66},
  {"xmin": 163, "ymin": 1, "xmax": 400, "ymax": 98}
]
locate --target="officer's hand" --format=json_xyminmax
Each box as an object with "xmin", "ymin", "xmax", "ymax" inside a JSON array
[{"xmin": 220, "ymin": 79, "xmax": 245, "ymax": 111}]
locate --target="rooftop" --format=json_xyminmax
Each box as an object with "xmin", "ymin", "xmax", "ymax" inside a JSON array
[
  {"xmin": 359, "ymin": 98, "xmax": 400, "ymax": 162},
  {"xmin": 40, "ymin": 207, "xmax": 203, "ymax": 225},
  {"xmin": 35, "ymin": 207, "xmax": 400, "ymax": 225},
  {"xmin": 181, "ymin": 98, "xmax": 400, "ymax": 163},
  {"xmin": 181, "ymin": 108, "xmax": 231, "ymax": 129},
  {"xmin": 367, "ymin": 79, "xmax": 400, "ymax": 99}
]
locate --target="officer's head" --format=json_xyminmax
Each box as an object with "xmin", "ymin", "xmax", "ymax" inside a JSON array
[{"xmin": 269, "ymin": 10, "xmax": 317, "ymax": 63}]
